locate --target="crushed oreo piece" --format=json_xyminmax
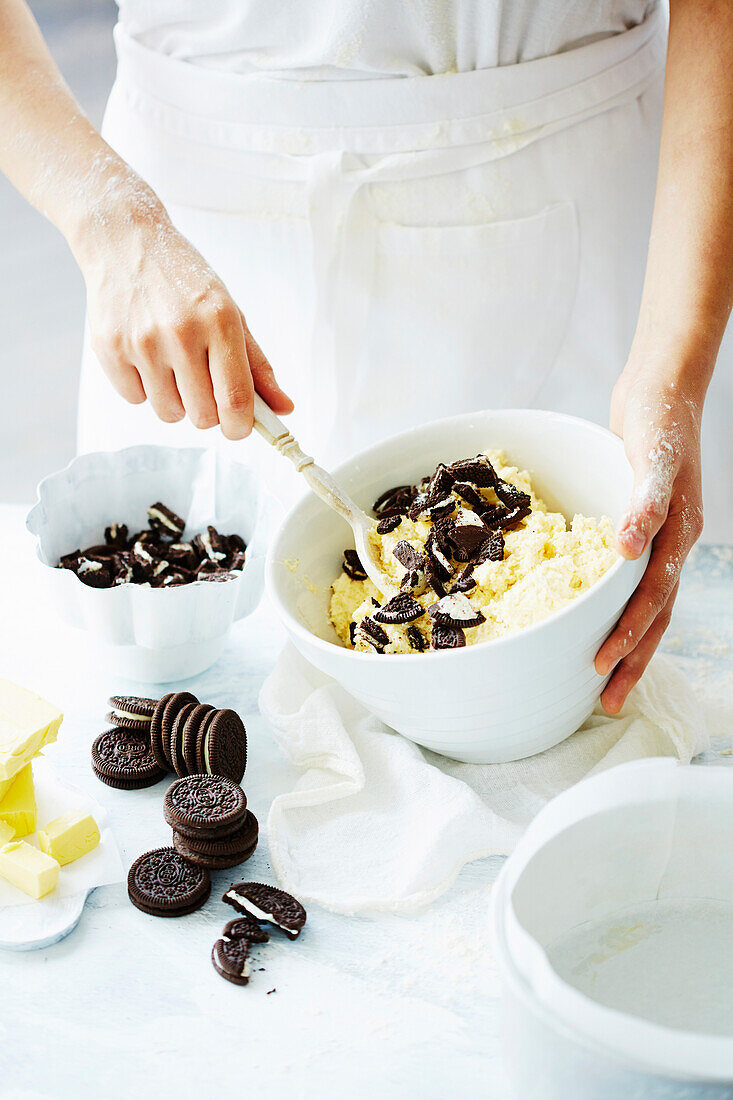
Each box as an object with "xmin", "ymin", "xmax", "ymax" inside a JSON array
[
  {"xmin": 431, "ymin": 624, "xmax": 466, "ymax": 650},
  {"xmin": 452, "ymin": 482, "xmax": 486, "ymax": 511},
  {"xmin": 425, "ymin": 530, "xmax": 453, "ymax": 581},
  {"xmin": 55, "ymin": 504, "xmax": 246, "ymax": 588},
  {"xmin": 447, "ymin": 456, "xmax": 497, "ymax": 488},
  {"xmin": 406, "ymin": 625, "xmax": 427, "ymax": 652},
  {"xmin": 358, "ymin": 617, "xmax": 390, "ymax": 652},
  {"xmin": 428, "ymin": 593, "xmax": 486, "ymax": 628},
  {"xmin": 477, "ymin": 530, "xmax": 505, "ymax": 564},
  {"xmin": 407, "ymin": 492, "xmax": 429, "ymax": 521},
  {"xmin": 104, "ymin": 524, "xmax": 128, "ymax": 547},
  {"xmin": 373, "ymin": 485, "xmax": 416, "ymax": 519},
  {"xmin": 147, "ymin": 502, "xmax": 185, "ymax": 538},
  {"xmin": 373, "ymin": 593, "xmax": 425, "ymax": 625},
  {"xmin": 427, "ymin": 497, "xmax": 456, "ymax": 521},
  {"xmin": 349, "ymin": 621, "xmax": 357, "ymax": 646},
  {"xmin": 342, "ymin": 549, "xmax": 368, "ymax": 581},
  {"xmin": 393, "ymin": 541, "xmax": 426, "ymax": 574},
  {"xmin": 376, "ymin": 515, "xmax": 402, "ymax": 536},
  {"xmin": 400, "ymin": 568, "xmax": 427, "ymax": 597},
  {"xmin": 450, "ymin": 569, "xmax": 477, "ymax": 594},
  {"xmin": 449, "ymin": 509, "xmax": 491, "ymax": 557}
]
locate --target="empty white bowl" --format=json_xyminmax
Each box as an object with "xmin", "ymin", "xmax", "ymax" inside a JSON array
[
  {"xmin": 266, "ymin": 409, "xmax": 648, "ymax": 763},
  {"xmin": 491, "ymin": 759, "xmax": 733, "ymax": 1096},
  {"xmin": 26, "ymin": 446, "xmax": 274, "ymax": 682}
]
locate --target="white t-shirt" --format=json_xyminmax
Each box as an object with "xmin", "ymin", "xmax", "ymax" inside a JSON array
[{"xmin": 117, "ymin": 0, "xmax": 659, "ymax": 79}]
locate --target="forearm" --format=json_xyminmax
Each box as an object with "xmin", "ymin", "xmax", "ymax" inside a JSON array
[
  {"xmin": 0, "ymin": 0, "xmax": 165, "ymax": 266},
  {"xmin": 630, "ymin": 0, "xmax": 733, "ymax": 400}
]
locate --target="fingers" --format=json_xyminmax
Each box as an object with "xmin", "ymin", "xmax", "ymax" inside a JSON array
[
  {"xmin": 616, "ymin": 458, "xmax": 675, "ymax": 560},
  {"xmin": 207, "ymin": 304, "xmax": 255, "ymax": 440},
  {"xmin": 600, "ymin": 582, "xmax": 679, "ymax": 713},
  {"xmin": 240, "ymin": 311, "xmax": 294, "ymax": 415},
  {"xmin": 94, "ymin": 352, "xmax": 147, "ymax": 406}
]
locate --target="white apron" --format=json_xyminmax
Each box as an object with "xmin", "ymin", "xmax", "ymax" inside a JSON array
[{"xmin": 77, "ymin": 7, "xmax": 730, "ymax": 540}]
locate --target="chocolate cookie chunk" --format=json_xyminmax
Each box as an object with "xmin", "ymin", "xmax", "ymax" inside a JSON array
[
  {"xmin": 149, "ymin": 692, "xmax": 174, "ymax": 772},
  {"xmin": 223, "ymin": 917, "xmax": 269, "ymax": 944},
  {"xmin": 376, "ymin": 515, "xmax": 401, "ymax": 535},
  {"xmin": 164, "ymin": 774, "xmax": 247, "ymax": 835},
  {"xmin": 356, "ymin": 616, "xmax": 389, "ymax": 653},
  {"xmin": 197, "ymin": 709, "xmax": 247, "ymax": 784},
  {"xmin": 406, "ymin": 625, "xmax": 427, "ymax": 652},
  {"xmin": 128, "ymin": 847, "xmax": 211, "ymax": 917},
  {"xmin": 91, "ymin": 728, "xmax": 167, "ymax": 789},
  {"xmin": 428, "ymin": 593, "xmax": 486, "ymax": 629},
  {"xmin": 372, "ymin": 484, "xmax": 416, "ymax": 519},
  {"xmin": 342, "ymin": 549, "xmax": 367, "ymax": 581},
  {"xmin": 104, "ymin": 523, "xmax": 129, "ymax": 547},
  {"xmin": 372, "ymin": 593, "xmax": 424, "ymax": 625},
  {"xmin": 147, "ymin": 502, "xmax": 185, "ymax": 538},
  {"xmin": 172, "ymin": 811, "xmax": 258, "ymax": 870},
  {"xmin": 223, "ymin": 882, "xmax": 307, "ymax": 939},
  {"xmin": 106, "ymin": 695, "xmax": 157, "ymax": 732},
  {"xmin": 430, "ymin": 624, "xmax": 466, "ymax": 650},
  {"xmin": 211, "ymin": 936, "xmax": 253, "ymax": 985}
]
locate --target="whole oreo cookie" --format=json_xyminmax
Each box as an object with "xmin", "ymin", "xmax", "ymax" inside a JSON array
[
  {"xmin": 164, "ymin": 774, "xmax": 246, "ymax": 835},
  {"xmin": 197, "ymin": 709, "xmax": 247, "ymax": 784},
  {"xmin": 128, "ymin": 846, "xmax": 211, "ymax": 917},
  {"xmin": 223, "ymin": 882, "xmax": 307, "ymax": 939},
  {"xmin": 182, "ymin": 704, "xmax": 215, "ymax": 777},
  {"xmin": 170, "ymin": 701, "xmax": 198, "ymax": 778},
  {"xmin": 161, "ymin": 692, "xmax": 199, "ymax": 770},
  {"xmin": 91, "ymin": 728, "xmax": 167, "ymax": 789},
  {"xmin": 106, "ymin": 695, "xmax": 157, "ymax": 732},
  {"xmin": 172, "ymin": 811, "xmax": 258, "ymax": 870},
  {"xmin": 149, "ymin": 692, "xmax": 174, "ymax": 772},
  {"xmin": 211, "ymin": 936, "xmax": 252, "ymax": 986}
]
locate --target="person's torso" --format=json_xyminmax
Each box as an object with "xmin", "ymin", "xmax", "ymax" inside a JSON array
[{"xmin": 115, "ymin": 0, "xmax": 658, "ymax": 79}]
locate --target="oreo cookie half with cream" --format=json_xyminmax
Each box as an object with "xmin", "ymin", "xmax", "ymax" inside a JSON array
[
  {"xmin": 428, "ymin": 593, "xmax": 486, "ymax": 629},
  {"xmin": 223, "ymin": 882, "xmax": 307, "ymax": 939}
]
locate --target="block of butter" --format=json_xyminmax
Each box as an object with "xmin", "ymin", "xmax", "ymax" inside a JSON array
[
  {"xmin": 0, "ymin": 840, "xmax": 59, "ymax": 899},
  {"xmin": 0, "ymin": 679, "xmax": 63, "ymax": 783},
  {"xmin": 0, "ymin": 763, "xmax": 36, "ymax": 838},
  {"xmin": 0, "ymin": 821, "xmax": 14, "ymax": 846},
  {"xmin": 38, "ymin": 811, "xmax": 100, "ymax": 867}
]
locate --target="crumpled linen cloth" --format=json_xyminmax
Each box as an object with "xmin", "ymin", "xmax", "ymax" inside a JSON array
[{"xmin": 259, "ymin": 646, "xmax": 709, "ymax": 915}]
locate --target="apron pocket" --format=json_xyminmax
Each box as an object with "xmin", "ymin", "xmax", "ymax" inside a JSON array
[{"xmin": 354, "ymin": 201, "xmax": 579, "ymax": 444}]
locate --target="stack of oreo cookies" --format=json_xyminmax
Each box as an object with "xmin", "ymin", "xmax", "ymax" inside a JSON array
[
  {"xmin": 92, "ymin": 693, "xmax": 247, "ymax": 790},
  {"xmin": 164, "ymin": 775, "xmax": 258, "ymax": 870}
]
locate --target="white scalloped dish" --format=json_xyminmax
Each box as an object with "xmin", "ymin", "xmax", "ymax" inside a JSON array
[{"xmin": 26, "ymin": 446, "xmax": 274, "ymax": 682}]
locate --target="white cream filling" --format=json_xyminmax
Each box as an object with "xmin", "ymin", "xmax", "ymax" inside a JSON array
[
  {"xmin": 225, "ymin": 891, "xmax": 299, "ymax": 936},
  {"xmin": 78, "ymin": 559, "xmax": 102, "ymax": 574},
  {"xmin": 201, "ymin": 531, "xmax": 226, "ymax": 562},
  {"xmin": 113, "ymin": 708, "xmax": 152, "ymax": 723},
  {"xmin": 455, "ymin": 507, "xmax": 485, "ymax": 528},
  {"xmin": 148, "ymin": 507, "xmax": 180, "ymax": 533},
  {"xmin": 432, "ymin": 593, "xmax": 479, "ymax": 621}
]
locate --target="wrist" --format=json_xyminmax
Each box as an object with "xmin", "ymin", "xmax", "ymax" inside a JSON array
[
  {"xmin": 623, "ymin": 326, "xmax": 716, "ymax": 411},
  {"xmin": 66, "ymin": 165, "xmax": 169, "ymax": 271}
]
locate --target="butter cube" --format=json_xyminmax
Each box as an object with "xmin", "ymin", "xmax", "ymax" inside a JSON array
[
  {"xmin": 0, "ymin": 776, "xmax": 12, "ymax": 803},
  {"xmin": 0, "ymin": 840, "xmax": 59, "ymax": 899},
  {"xmin": 0, "ymin": 821, "xmax": 14, "ymax": 846},
  {"xmin": 0, "ymin": 763, "xmax": 36, "ymax": 838},
  {"xmin": 0, "ymin": 678, "xmax": 63, "ymax": 783},
  {"xmin": 38, "ymin": 811, "xmax": 100, "ymax": 867}
]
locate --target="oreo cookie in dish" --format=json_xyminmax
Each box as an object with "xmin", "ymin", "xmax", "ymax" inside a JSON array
[
  {"xmin": 56, "ymin": 501, "xmax": 247, "ymax": 589},
  {"xmin": 330, "ymin": 450, "xmax": 618, "ymax": 653}
]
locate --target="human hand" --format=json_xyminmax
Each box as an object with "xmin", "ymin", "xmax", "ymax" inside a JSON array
[
  {"xmin": 82, "ymin": 195, "xmax": 293, "ymax": 438},
  {"xmin": 594, "ymin": 367, "xmax": 704, "ymax": 712}
]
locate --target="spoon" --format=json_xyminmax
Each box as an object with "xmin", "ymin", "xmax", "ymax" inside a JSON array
[{"xmin": 253, "ymin": 394, "xmax": 397, "ymax": 597}]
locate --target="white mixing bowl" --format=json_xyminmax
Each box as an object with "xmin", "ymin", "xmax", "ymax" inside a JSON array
[{"xmin": 266, "ymin": 410, "xmax": 648, "ymax": 763}]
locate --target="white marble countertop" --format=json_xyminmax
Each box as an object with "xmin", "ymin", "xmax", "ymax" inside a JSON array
[{"xmin": 1, "ymin": 502, "xmax": 731, "ymax": 1100}]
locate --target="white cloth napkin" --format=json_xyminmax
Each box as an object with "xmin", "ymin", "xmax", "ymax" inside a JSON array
[{"xmin": 259, "ymin": 646, "xmax": 709, "ymax": 915}]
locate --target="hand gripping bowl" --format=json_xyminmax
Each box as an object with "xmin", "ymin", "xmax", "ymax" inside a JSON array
[
  {"xmin": 26, "ymin": 446, "xmax": 273, "ymax": 682},
  {"xmin": 266, "ymin": 410, "xmax": 649, "ymax": 764}
]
